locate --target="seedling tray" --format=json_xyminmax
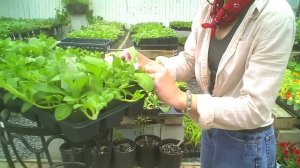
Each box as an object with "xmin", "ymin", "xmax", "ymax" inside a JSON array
[
  {"xmin": 25, "ymin": 102, "xmax": 134, "ymax": 143},
  {"xmin": 276, "ymin": 98, "xmax": 300, "ymax": 117},
  {"xmin": 57, "ymin": 38, "xmax": 112, "ymax": 52},
  {"xmin": 135, "ymin": 37, "xmax": 178, "ymax": 50},
  {"xmin": 126, "ymin": 100, "xmax": 184, "ymax": 118}
]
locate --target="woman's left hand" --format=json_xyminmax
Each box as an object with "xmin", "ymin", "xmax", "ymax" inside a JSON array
[{"xmin": 142, "ymin": 62, "xmax": 186, "ymax": 110}]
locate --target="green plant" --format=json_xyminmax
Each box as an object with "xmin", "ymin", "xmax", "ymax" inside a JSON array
[
  {"xmin": 294, "ymin": 18, "xmax": 300, "ymax": 47},
  {"xmin": 0, "ymin": 36, "xmax": 153, "ymax": 121},
  {"xmin": 178, "ymin": 37, "xmax": 187, "ymax": 46},
  {"xmin": 0, "ymin": 17, "xmax": 65, "ymax": 38},
  {"xmin": 169, "ymin": 21, "xmax": 192, "ymax": 30},
  {"xmin": 67, "ymin": 21, "xmax": 125, "ymax": 41},
  {"xmin": 183, "ymin": 115, "xmax": 201, "ymax": 149},
  {"xmin": 277, "ymin": 142, "xmax": 300, "ymax": 168},
  {"xmin": 135, "ymin": 115, "xmax": 152, "ymax": 135},
  {"xmin": 278, "ymin": 60, "xmax": 300, "ymax": 110},
  {"xmin": 143, "ymin": 92, "xmax": 170, "ymax": 113},
  {"xmin": 130, "ymin": 22, "xmax": 177, "ymax": 45},
  {"xmin": 176, "ymin": 81, "xmax": 188, "ymax": 91},
  {"xmin": 55, "ymin": 8, "xmax": 70, "ymax": 26}
]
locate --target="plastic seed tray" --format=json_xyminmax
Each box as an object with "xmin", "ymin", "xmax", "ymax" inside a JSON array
[{"xmin": 57, "ymin": 37, "xmax": 112, "ymax": 52}]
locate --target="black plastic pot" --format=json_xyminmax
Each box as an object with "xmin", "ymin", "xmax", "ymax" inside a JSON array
[
  {"xmin": 59, "ymin": 142, "xmax": 85, "ymax": 168},
  {"xmin": 135, "ymin": 135, "xmax": 160, "ymax": 168},
  {"xmin": 112, "ymin": 138, "xmax": 136, "ymax": 168},
  {"xmin": 158, "ymin": 138, "xmax": 185, "ymax": 168},
  {"xmin": 85, "ymin": 140, "xmax": 112, "ymax": 168}
]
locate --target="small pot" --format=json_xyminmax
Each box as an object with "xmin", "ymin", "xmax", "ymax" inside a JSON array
[
  {"xmin": 135, "ymin": 135, "xmax": 160, "ymax": 168},
  {"xmin": 112, "ymin": 138, "xmax": 136, "ymax": 168},
  {"xmin": 158, "ymin": 138, "xmax": 185, "ymax": 168},
  {"xmin": 59, "ymin": 142, "xmax": 85, "ymax": 168},
  {"xmin": 85, "ymin": 140, "xmax": 112, "ymax": 168}
]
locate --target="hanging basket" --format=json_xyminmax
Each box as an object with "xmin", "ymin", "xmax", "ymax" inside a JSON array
[{"xmin": 66, "ymin": 3, "xmax": 89, "ymax": 15}]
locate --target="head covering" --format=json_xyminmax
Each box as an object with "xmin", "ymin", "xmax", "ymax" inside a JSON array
[{"xmin": 202, "ymin": 0, "xmax": 254, "ymax": 38}]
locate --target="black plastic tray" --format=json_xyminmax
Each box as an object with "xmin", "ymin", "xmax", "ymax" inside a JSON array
[
  {"xmin": 25, "ymin": 101, "xmax": 134, "ymax": 143},
  {"xmin": 57, "ymin": 38, "xmax": 112, "ymax": 52},
  {"xmin": 125, "ymin": 99, "xmax": 184, "ymax": 118},
  {"xmin": 276, "ymin": 98, "xmax": 300, "ymax": 117},
  {"xmin": 134, "ymin": 37, "xmax": 178, "ymax": 50}
]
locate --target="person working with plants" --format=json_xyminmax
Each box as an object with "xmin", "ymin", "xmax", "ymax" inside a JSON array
[{"xmin": 123, "ymin": 0, "xmax": 295, "ymax": 167}]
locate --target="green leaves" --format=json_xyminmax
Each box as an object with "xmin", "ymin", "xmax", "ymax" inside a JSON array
[
  {"xmin": 55, "ymin": 104, "xmax": 73, "ymax": 121},
  {"xmin": 0, "ymin": 37, "xmax": 152, "ymax": 121},
  {"xmin": 134, "ymin": 73, "xmax": 153, "ymax": 92}
]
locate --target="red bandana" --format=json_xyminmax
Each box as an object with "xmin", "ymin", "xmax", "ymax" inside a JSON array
[{"xmin": 202, "ymin": 0, "xmax": 254, "ymax": 38}]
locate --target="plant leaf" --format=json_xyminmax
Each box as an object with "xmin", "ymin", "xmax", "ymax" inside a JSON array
[
  {"xmin": 21, "ymin": 102, "xmax": 33, "ymax": 113},
  {"xmin": 55, "ymin": 104, "xmax": 73, "ymax": 121},
  {"xmin": 134, "ymin": 73, "xmax": 153, "ymax": 92}
]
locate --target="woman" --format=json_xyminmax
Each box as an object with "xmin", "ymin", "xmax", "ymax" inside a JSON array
[{"xmin": 128, "ymin": 0, "xmax": 295, "ymax": 167}]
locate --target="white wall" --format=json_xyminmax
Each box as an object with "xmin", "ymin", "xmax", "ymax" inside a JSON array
[
  {"xmin": 0, "ymin": 0, "xmax": 62, "ymax": 19},
  {"xmin": 0, "ymin": 0, "xmax": 202, "ymax": 25},
  {"xmin": 93, "ymin": 0, "xmax": 202, "ymax": 26}
]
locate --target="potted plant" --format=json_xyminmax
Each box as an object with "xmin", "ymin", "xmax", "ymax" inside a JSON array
[
  {"xmin": 112, "ymin": 138, "xmax": 136, "ymax": 168},
  {"xmin": 158, "ymin": 138, "xmax": 185, "ymax": 168},
  {"xmin": 62, "ymin": 0, "xmax": 90, "ymax": 15},
  {"xmin": 59, "ymin": 142, "xmax": 86, "ymax": 168},
  {"xmin": 85, "ymin": 140, "xmax": 112, "ymax": 168},
  {"xmin": 183, "ymin": 115, "xmax": 201, "ymax": 159}
]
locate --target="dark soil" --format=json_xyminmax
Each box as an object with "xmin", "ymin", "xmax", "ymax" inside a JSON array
[
  {"xmin": 136, "ymin": 136, "xmax": 159, "ymax": 147},
  {"xmin": 62, "ymin": 146, "xmax": 84, "ymax": 154},
  {"xmin": 160, "ymin": 143, "xmax": 183, "ymax": 155},
  {"xmin": 114, "ymin": 143, "xmax": 135, "ymax": 153},
  {"xmin": 90, "ymin": 146, "xmax": 110, "ymax": 155}
]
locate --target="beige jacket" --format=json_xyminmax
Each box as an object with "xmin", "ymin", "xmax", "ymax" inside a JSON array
[{"xmin": 160, "ymin": 0, "xmax": 295, "ymax": 130}]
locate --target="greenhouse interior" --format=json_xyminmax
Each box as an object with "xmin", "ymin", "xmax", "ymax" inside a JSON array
[{"xmin": 0, "ymin": 0, "xmax": 300, "ymax": 168}]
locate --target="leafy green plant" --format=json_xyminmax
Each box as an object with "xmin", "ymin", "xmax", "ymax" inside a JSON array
[
  {"xmin": 143, "ymin": 92, "xmax": 170, "ymax": 113},
  {"xmin": 169, "ymin": 21, "xmax": 192, "ymax": 30},
  {"xmin": 183, "ymin": 115, "xmax": 201, "ymax": 149},
  {"xmin": 178, "ymin": 37, "xmax": 187, "ymax": 46},
  {"xmin": 130, "ymin": 22, "xmax": 177, "ymax": 45},
  {"xmin": 0, "ymin": 36, "xmax": 153, "ymax": 121},
  {"xmin": 294, "ymin": 18, "xmax": 300, "ymax": 47},
  {"xmin": 67, "ymin": 21, "xmax": 125, "ymax": 42},
  {"xmin": 278, "ymin": 60, "xmax": 300, "ymax": 110},
  {"xmin": 0, "ymin": 17, "xmax": 67, "ymax": 39},
  {"xmin": 135, "ymin": 115, "xmax": 152, "ymax": 135}
]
